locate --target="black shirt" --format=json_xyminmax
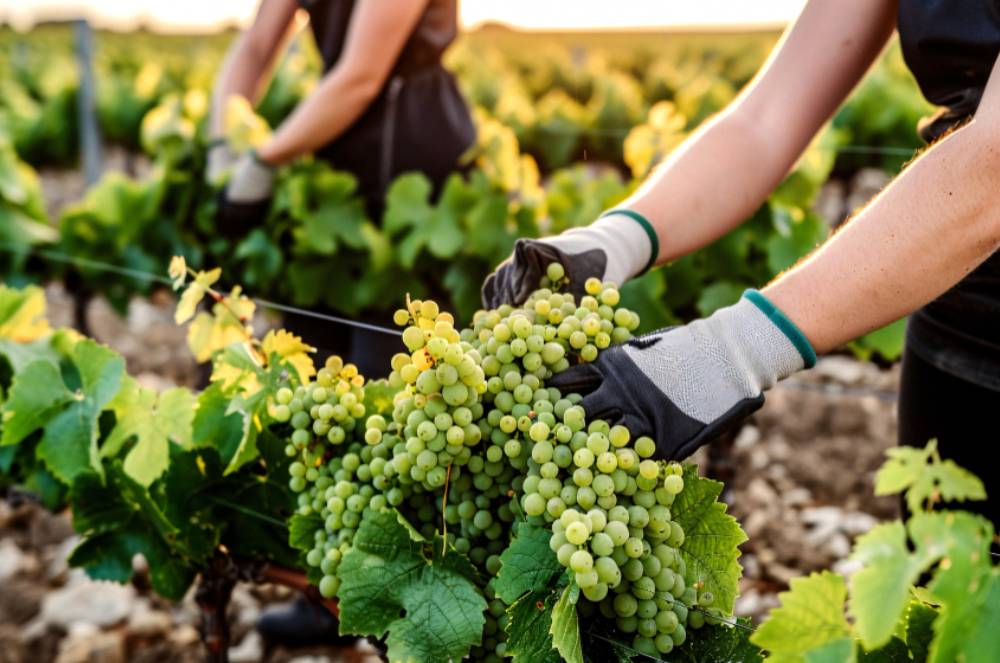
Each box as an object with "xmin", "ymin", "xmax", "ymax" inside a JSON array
[
  {"xmin": 297, "ymin": 0, "xmax": 475, "ymax": 213},
  {"xmin": 898, "ymin": 0, "xmax": 1000, "ymax": 389}
]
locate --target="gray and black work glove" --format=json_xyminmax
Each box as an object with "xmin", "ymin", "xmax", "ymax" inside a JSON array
[
  {"xmin": 482, "ymin": 210, "xmax": 659, "ymax": 308},
  {"xmin": 549, "ymin": 290, "xmax": 816, "ymax": 460},
  {"xmin": 216, "ymin": 150, "xmax": 275, "ymax": 235}
]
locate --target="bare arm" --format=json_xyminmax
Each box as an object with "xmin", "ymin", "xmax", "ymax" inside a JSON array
[
  {"xmin": 210, "ymin": 0, "xmax": 300, "ymax": 138},
  {"xmin": 626, "ymin": 0, "xmax": 899, "ymax": 262},
  {"xmin": 257, "ymin": 0, "xmax": 429, "ymax": 165},
  {"xmin": 765, "ymin": 53, "xmax": 1000, "ymax": 353}
]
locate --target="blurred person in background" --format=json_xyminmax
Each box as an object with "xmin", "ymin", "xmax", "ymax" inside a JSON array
[
  {"xmin": 484, "ymin": 0, "xmax": 1000, "ymax": 526},
  {"xmin": 206, "ymin": 0, "xmax": 475, "ymax": 378},
  {"xmin": 205, "ymin": 0, "xmax": 474, "ymax": 649},
  {"xmin": 208, "ymin": 0, "xmax": 474, "ymax": 218}
]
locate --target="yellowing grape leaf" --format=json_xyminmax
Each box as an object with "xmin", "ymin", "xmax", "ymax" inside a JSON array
[
  {"xmin": 0, "ymin": 284, "xmax": 50, "ymax": 342},
  {"xmin": 185, "ymin": 286, "xmax": 254, "ymax": 362},
  {"xmin": 261, "ymin": 329, "xmax": 315, "ymax": 383}
]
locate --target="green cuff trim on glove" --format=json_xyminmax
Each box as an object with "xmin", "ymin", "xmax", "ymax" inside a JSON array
[
  {"xmin": 600, "ymin": 209, "xmax": 659, "ymax": 275},
  {"xmin": 743, "ymin": 289, "xmax": 817, "ymax": 369}
]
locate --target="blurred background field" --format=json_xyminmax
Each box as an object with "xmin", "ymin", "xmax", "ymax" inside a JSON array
[{"xmin": 0, "ymin": 12, "xmax": 930, "ymax": 662}]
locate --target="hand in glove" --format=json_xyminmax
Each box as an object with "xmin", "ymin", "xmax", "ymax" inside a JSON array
[
  {"xmin": 482, "ymin": 210, "xmax": 658, "ymax": 308},
  {"xmin": 216, "ymin": 150, "xmax": 275, "ymax": 233},
  {"xmin": 205, "ymin": 139, "xmax": 236, "ymax": 184},
  {"xmin": 548, "ymin": 290, "xmax": 816, "ymax": 460}
]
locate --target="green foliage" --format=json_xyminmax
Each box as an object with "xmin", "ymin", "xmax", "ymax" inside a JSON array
[
  {"xmin": 753, "ymin": 441, "xmax": 998, "ymax": 663},
  {"xmin": 874, "ymin": 440, "xmax": 986, "ymax": 513},
  {"xmin": 494, "ymin": 521, "xmax": 565, "ymax": 604},
  {"xmin": 337, "ymin": 510, "xmax": 488, "ymax": 663},
  {"xmin": 672, "ymin": 465, "xmax": 748, "ymax": 616}
]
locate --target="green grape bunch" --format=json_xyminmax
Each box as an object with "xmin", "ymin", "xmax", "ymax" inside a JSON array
[
  {"xmin": 275, "ymin": 262, "xmax": 733, "ymax": 659},
  {"xmin": 373, "ymin": 298, "xmax": 489, "ymax": 490}
]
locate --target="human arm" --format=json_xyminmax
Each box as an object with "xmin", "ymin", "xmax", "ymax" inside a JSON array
[
  {"xmin": 483, "ymin": 0, "xmax": 899, "ymax": 307},
  {"xmin": 209, "ymin": 0, "xmax": 301, "ymax": 140},
  {"xmin": 549, "ymin": 0, "xmax": 1000, "ymax": 460},
  {"xmin": 255, "ymin": 0, "xmax": 430, "ymax": 165},
  {"xmin": 763, "ymin": 57, "xmax": 1000, "ymax": 352}
]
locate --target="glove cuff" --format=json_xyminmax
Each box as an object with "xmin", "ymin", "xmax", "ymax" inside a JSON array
[
  {"xmin": 742, "ymin": 290, "xmax": 817, "ymax": 369},
  {"xmin": 578, "ymin": 211, "xmax": 655, "ymax": 286},
  {"xmin": 599, "ymin": 209, "xmax": 659, "ymax": 275}
]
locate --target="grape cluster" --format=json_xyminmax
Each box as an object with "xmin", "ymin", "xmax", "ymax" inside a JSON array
[
  {"xmin": 273, "ymin": 356, "xmax": 367, "ymax": 457},
  {"xmin": 276, "ymin": 262, "xmax": 724, "ymax": 659},
  {"xmin": 376, "ymin": 299, "xmax": 489, "ymax": 490}
]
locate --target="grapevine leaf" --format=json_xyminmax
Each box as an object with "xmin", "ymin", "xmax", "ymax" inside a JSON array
[
  {"xmin": 903, "ymin": 600, "xmax": 937, "ymax": 662},
  {"xmin": 337, "ymin": 510, "xmax": 487, "ymax": 663},
  {"xmin": 260, "ymin": 329, "xmax": 316, "ymax": 384},
  {"xmin": 857, "ymin": 637, "xmax": 914, "ymax": 663},
  {"xmin": 505, "ymin": 589, "xmax": 561, "ymax": 663},
  {"xmin": 191, "ymin": 383, "xmax": 245, "ymax": 461},
  {"xmin": 909, "ymin": 511, "xmax": 994, "ymax": 663},
  {"xmin": 289, "ymin": 512, "xmax": 324, "ymax": 552},
  {"xmin": 68, "ymin": 461, "xmax": 198, "ymax": 600},
  {"xmin": 102, "ymin": 377, "xmax": 195, "ymax": 486},
  {"xmin": 550, "ymin": 582, "xmax": 583, "ymax": 663},
  {"xmin": 962, "ymin": 570, "xmax": 1000, "ymax": 663},
  {"xmin": 673, "ymin": 465, "xmax": 748, "ymax": 615},
  {"xmin": 68, "ymin": 521, "xmax": 196, "ymax": 600},
  {"xmin": 0, "ymin": 336, "xmax": 61, "ymax": 376},
  {"xmin": 874, "ymin": 441, "xmax": 985, "ymax": 513},
  {"xmin": 1, "ymin": 359, "xmax": 73, "ymax": 446},
  {"xmin": 848, "ymin": 522, "xmax": 933, "ymax": 649},
  {"xmin": 668, "ymin": 619, "xmax": 763, "ymax": 663},
  {"xmin": 292, "ymin": 171, "xmax": 366, "ymax": 255},
  {"xmin": 37, "ymin": 340, "xmax": 125, "ymax": 483},
  {"xmin": 0, "ymin": 284, "xmax": 50, "ymax": 341},
  {"xmin": 802, "ymin": 638, "xmax": 855, "ymax": 663},
  {"xmin": 495, "ymin": 521, "xmax": 565, "ymax": 604},
  {"xmin": 69, "ymin": 471, "xmax": 135, "ymax": 534},
  {"xmin": 751, "ymin": 571, "xmax": 851, "ymax": 661}
]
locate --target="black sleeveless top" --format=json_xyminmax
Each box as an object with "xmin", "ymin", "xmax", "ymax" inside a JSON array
[
  {"xmin": 298, "ymin": 0, "xmax": 475, "ymax": 213},
  {"xmin": 898, "ymin": 0, "xmax": 1000, "ymax": 389}
]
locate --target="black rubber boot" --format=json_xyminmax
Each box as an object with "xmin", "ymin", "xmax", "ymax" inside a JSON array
[{"xmin": 256, "ymin": 597, "xmax": 358, "ymax": 648}]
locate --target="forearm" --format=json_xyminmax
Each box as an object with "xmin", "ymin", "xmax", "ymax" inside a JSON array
[
  {"xmin": 765, "ymin": 121, "xmax": 1000, "ymax": 353},
  {"xmin": 256, "ymin": 70, "xmax": 379, "ymax": 165},
  {"xmin": 210, "ymin": 42, "xmax": 266, "ymax": 137},
  {"xmin": 623, "ymin": 108, "xmax": 803, "ymax": 262}
]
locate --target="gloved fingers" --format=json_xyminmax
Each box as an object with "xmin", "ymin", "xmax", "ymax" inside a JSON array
[
  {"xmin": 481, "ymin": 270, "xmax": 500, "ymax": 309},
  {"xmin": 504, "ymin": 240, "xmax": 548, "ymax": 305},
  {"xmin": 576, "ymin": 383, "xmax": 624, "ymax": 422},
  {"xmin": 562, "ymin": 247, "xmax": 608, "ymax": 302},
  {"xmin": 547, "ymin": 361, "xmax": 604, "ymax": 396}
]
